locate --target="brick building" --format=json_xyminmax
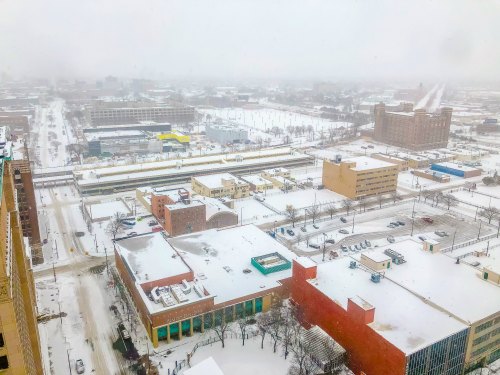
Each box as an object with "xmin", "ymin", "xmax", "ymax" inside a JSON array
[
  {"xmin": 114, "ymin": 225, "xmax": 295, "ymax": 347},
  {"xmin": 322, "ymin": 156, "xmax": 399, "ymax": 199},
  {"xmin": 0, "ymin": 159, "xmax": 43, "ymax": 374},
  {"xmin": 291, "ymin": 255, "xmax": 469, "ymax": 375},
  {"xmin": 191, "ymin": 173, "xmax": 250, "ymax": 199},
  {"xmin": 374, "ymin": 102, "xmax": 453, "ymax": 150}
]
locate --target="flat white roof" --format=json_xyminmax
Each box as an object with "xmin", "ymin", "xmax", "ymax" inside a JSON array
[
  {"xmin": 241, "ymin": 174, "xmax": 273, "ymax": 186},
  {"xmin": 357, "ymin": 239, "xmax": 500, "ymax": 324},
  {"xmin": 169, "ymin": 225, "xmax": 297, "ymax": 305},
  {"xmin": 312, "ymin": 257, "xmax": 468, "ymax": 354},
  {"xmin": 199, "ymin": 196, "xmax": 235, "ymax": 220},
  {"xmin": 362, "ymin": 251, "xmax": 391, "ymax": 263},
  {"xmin": 114, "ymin": 232, "xmax": 191, "ymax": 283},
  {"xmin": 343, "ymin": 156, "xmax": 397, "ymax": 171},
  {"xmin": 194, "ymin": 173, "xmax": 247, "ymax": 189}
]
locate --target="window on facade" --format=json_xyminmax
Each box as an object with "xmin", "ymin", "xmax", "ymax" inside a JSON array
[
  {"xmin": 0, "ymin": 333, "xmax": 3, "ymax": 347},
  {"xmin": 0, "ymin": 355, "xmax": 8, "ymax": 369}
]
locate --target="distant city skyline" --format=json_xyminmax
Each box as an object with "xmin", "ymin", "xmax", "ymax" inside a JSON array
[{"xmin": 1, "ymin": 0, "xmax": 499, "ymax": 82}]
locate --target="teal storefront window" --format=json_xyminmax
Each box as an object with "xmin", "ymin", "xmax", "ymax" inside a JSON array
[
  {"xmin": 157, "ymin": 326, "xmax": 168, "ymax": 340},
  {"xmin": 193, "ymin": 316, "xmax": 202, "ymax": 331},
  {"xmin": 225, "ymin": 306, "xmax": 234, "ymax": 322},
  {"xmin": 255, "ymin": 297, "xmax": 263, "ymax": 313},
  {"xmin": 181, "ymin": 320, "xmax": 191, "ymax": 334},
  {"xmin": 169, "ymin": 323, "xmax": 179, "ymax": 334},
  {"xmin": 236, "ymin": 303, "xmax": 244, "ymax": 318},
  {"xmin": 245, "ymin": 300, "xmax": 253, "ymax": 315},
  {"xmin": 204, "ymin": 313, "xmax": 213, "ymax": 329}
]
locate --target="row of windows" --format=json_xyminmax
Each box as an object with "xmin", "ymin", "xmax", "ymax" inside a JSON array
[
  {"xmin": 471, "ymin": 338, "xmax": 500, "ymax": 358},
  {"xmin": 473, "ymin": 326, "xmax": 500, "ymax": 347},
  {"xmin": 475, "ymin": 318, "xmax": 498, "ymax": 334}
]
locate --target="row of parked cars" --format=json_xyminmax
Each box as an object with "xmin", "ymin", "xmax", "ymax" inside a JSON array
[
  {"xmin": 387, "ymin": 220, "xmax": 405, "ymax": 228},
  {"xmin": 340, "ymin": 239, "xmax": 372, "ymax": 253}
]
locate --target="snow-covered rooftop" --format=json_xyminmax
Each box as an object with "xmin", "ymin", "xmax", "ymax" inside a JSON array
[
  {"xmin": 342, "ymin": 156, "xmax": 397, "ymax": 171},
  {"xmin": 114, "ymin": 232, "xmax": 191, "ymax": 283},
  {"xmin": 194, "ymin": 173, "xmax": 247, "ymax": 189},
  {"xmin": 184, "ymin": 357, "xmax": 224, "ymax": 375},
  {"xmin": 311, "ymin": 257, "xmax": 468, "ymax": 354},
  {"xmin": 240, "ymin": 174, "xmax": 273, "ymax": 186},
  {"xmin": 355, "ymin": 239, "xmax": 500, "ymax": 324},
  {"xmin": 199, "ymin": 196, "xmax": 235, "ymax": 220},
  {"xmin": 168, "ymin": 225, "xmax": 297, "ymax": 305}
]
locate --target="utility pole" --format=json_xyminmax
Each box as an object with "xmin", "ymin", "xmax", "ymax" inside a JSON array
[
  {"xmin": 477, "ymin": 220, "xmax": 482, "ymax": 240},
  {"xmin": 451, "ymin": 230, "xmax": 457, "ymax": 252},
  {"xmin": 52, "ymin": 263, "xmax": 57, "ymax": 282},
  {"xmin": 351, "ymin": 210, "xmax": 356, "ymax": 234},
  {"xmin": 66, "ymin": 349, "xmax": 72, "ymax": 375},
  {"xmin": 104, "ymin": 245, "xmax": 110, "ymax": 277}
]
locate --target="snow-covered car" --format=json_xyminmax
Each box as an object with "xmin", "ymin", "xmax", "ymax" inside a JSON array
[
  {"xmin": 341, "ymin": 245, "xmax": 348, "ymax": 252},
  {"xmin": 387, "ymin": 235, "xmax": 395, "ymax": 243},
  {"xmin": 309, "ymin": 243, "xmax": 321, "ymax": 249},
  {"xmin": 313, "ymin": 224, "xmax": 319, "ymax": 229},
  {"xmin": 75, "ymin": 359, "xmax": 85, "ymax": 374},
  {"xmin": 339, "ymin": 229, "xmax": 349, "ymax": 234}
]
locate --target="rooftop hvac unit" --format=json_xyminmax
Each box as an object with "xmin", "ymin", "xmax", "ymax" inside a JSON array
[
  {"xmin": 335, "ymin": 154, "xmax": 342, "ymax": 163},
  {"xmin": 371, "ymin": 273, "xmax": 381, "ymax": 283},
  {"xmin": 349, "ymin": 261, "xmax": 357, "ymax": 269}
]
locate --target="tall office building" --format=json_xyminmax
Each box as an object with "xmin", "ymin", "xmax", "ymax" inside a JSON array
[
  {"xmin": 0, "ymin": 159, "xmax": 43, "ymax": 374},
  {"xmin": 374, "ymin": 102, "xmax": 453, "ymax": 150}
]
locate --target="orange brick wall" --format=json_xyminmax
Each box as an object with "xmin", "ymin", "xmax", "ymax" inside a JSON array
[
  {"xmin": 164, "ymin": 204, "xmax": 206, "ymax": 236},
  {"xmin": 291, "ymin": 260, "xmax": 407, "ymax": 375}
]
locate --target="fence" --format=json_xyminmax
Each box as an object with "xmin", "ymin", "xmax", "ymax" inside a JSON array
[
  {"xmin": 168, "ymin": 331, "xmax": 259, "ymax": 374},
  {"xmin": 441, "ymin": 233, "xmax": 498, "ymax": 253}
]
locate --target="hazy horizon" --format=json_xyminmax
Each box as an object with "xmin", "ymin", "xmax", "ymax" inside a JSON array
[{"xmin": 1, "ymin": 0, "xmax": 499, "ymax": 83}]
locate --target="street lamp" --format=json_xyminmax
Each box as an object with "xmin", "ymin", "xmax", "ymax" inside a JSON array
[
  {"xmin": 66, "ymin": 347, "xmax": 73, "ymax": 375},
  {"xmin": 351, "ymin": 209, "xmax": 356, "ymax": 234},
  {"xmin": 322, "ymin": 233, "xmax": 328, "ymax": 262},
  {"xmin": 477, "ymin": 220, "xmax": 482, "ymax": 240}
]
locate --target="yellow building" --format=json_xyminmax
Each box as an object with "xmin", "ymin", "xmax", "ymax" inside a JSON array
[
  {"xmin": 0, "ymin": 160, "xmax": 43, "ymax": 374},
  {"xmin": 322, "ymin": 156, "xmax": 399, "ymax": 199},
  {"xmin": 156, "ymin": 131, "xmax": 190, "ymax": 144},
  {"xmin": 192, "ymin": 173, "xmax": 250, "ymax": 199}
]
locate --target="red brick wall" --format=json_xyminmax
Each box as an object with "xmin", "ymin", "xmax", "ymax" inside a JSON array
[
  {"xmin": 291, "ymin": 261, "xmax": 407, "ymax": 375},
  {"xmin": 164, "ymin": 204, "xmax": 206, "ymax": 236},
  {"xmin": 151, "ymin": 194, "xmax": 175, "ymax": 220}
]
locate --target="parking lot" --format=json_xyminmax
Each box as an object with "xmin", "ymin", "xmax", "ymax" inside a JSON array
[{"xmin": 274, "ymin": 200, "xmax": 496, "ymax": 259}]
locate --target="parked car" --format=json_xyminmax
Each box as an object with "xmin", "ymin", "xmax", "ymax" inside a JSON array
[
  {"xmin": 309, "ymin": 243, "xmax": 321, "ymax": 249},
  {"xmin": 339, "ymin": 229, "xmax": 349, "ymax": 234},
  {"xmin": 75, "ymin": 359, "xmax": 85, "ymax": 374},
  {"xmin": 325, "ymin": 239, "xmax": 336, "ymax": 244},
  {"xmin": 43, "ymin": 238, "xmax": 48, "ymax": 244},
  {"xmin": 74, "ymin": 231, "xmax": 85, "ymax": 237},
  {"xmin": 330, "ymin": 251, "xmax": 339, "ymax": 259},
  {"xmin": 127, "ymin": 232, "xmax": 137, "ymax": 237},
  {"xmin": 434, "ymin": 231, "xmax": 448, "ymax": 237},
  {"xmin": 148, "ymin": 220, "xmax": 158, "ymax": 226},
  {"xmin": 387, "ymin": 224, "xmax": 396, "ymax": 228},
  {"xmin": 387, "ymin": 235, "xmax": 395, "ymax": 243},
  {"xmin": 313, "ymin": 224, "xmax": 319, "ymax": 229},
  {"xmin": 422, "ymin": 217, "xmax": 434, "ymax": 224},
  {"xmin": 340, "ymin": 217, "xmax": 347, "ymax": 223},
  {"xmin": 365, "ymin": 240, "xmax": 372, "ymax": 247},
  {"xmin": 341, "ymin": 245, "xmax": 348, "ymax": 252},
  {"xmin": 286, "ymin": 229, "xmax": 295, "ymax": 236},
  {"xmin": 397, "ymin": 220, "xmax": 405, "ymax": 226},
  {"xmin": 390, "ymin": 222, "xmax": 399, "ymax": 227},
  {"xmin": 360, "ymin": 242, "xmax": 366, "ymax": 249},
  {"xmin": 301, "ymin": 227, "xmax": 307, "ymax": 232},
  {"xmin": 418, "ymin": 235, "xmax": 427, "ymax": 241}
]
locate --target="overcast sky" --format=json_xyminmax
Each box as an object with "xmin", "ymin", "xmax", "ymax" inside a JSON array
[{"xmin": 0, "ymin": 0, "xmax": 498, "ymax": 82}]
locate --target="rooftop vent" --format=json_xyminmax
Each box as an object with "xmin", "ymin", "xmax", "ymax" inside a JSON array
[{"xmin": 349, "ymin": 261, "xmax": 357, "ymax": 269}]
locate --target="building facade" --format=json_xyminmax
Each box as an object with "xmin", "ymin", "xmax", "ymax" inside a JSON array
[
  {"xmin": 0, "ymin": 160, "xmax": 44, "ymax": 374},
  {"xmin": 206, "ymin": 123, "xmax": 248, "ymax": 145},
  {"xmin": 322, "ymin": 156, "xmax": 398, "ymax": 199},
  {"xmin": 191, "ymin": 173, "xmax": 250, "ymax": 199},
  {"xmin": 374, "ymin": 102, "xmax": 453, "ymax": 150}
]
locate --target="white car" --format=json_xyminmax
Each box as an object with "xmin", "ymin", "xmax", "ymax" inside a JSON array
[{"xmin": 75, "ymin": 359, "xmax": 85, "ymax": 374}]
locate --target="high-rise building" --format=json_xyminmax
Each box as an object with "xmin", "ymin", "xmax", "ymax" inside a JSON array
[
  {"xmin": 374, "ymin": 102, "xmax": 453, "ymax": 150},
  {"xmin": 0, "ymin": 159, "xmax": 43, "ymax": 374}
]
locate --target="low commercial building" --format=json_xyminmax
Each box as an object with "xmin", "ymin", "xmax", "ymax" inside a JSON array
[
  {"xmin": 322, "ymin": 156, "xmax": 399, "ymax": 199},
  {"xmin": 477, "ymin": 118, "xmax": 499, "ymax": 133},
  {"xmin": 85, "ymin": 130, "xmax": 163, "ymax": 156},
  {"xmin": 370, "ymin": 153, "xmax": 408, "ymax": 171},
  {"xmin": 412, "ymin": 169, "xmax": 451, "ymax": 183},
  {"xmin": 240, "ymin": 174, "xmax": 274, "ymax": 192},
  {"xmin": 261, "ymin": 167, "xmax": 291, "ymax": 179},
  {"xmin": 206, "ymin": 123, "xmax": 248, "ymax": 145},
  {"xmin": 431, "ymin": 162, "xmax": 481, "ymax": 178},
  {"xmin": 114, "ymin": 225, "xmax": 296, "ymax": 347},
  {"xmin": 292, "ymin": 239, "xmax": 500, "ymax": 373},
  {"xmin": 292, "ymin": 254, "xmax": 469, "ymax": 375},
  {"xmin": 192, "ymin": 173, "xmax": 250, "ymax": 199}
]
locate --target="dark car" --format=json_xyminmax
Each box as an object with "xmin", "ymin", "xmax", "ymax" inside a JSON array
[
  {"xmin": 340, "ymin": 217, "xmax": 347, "ymax": 223},
  {"xmin": 286, "ymin": 229, "xmax": 295, "ymax": 236},
  {"xmin": 397, "ymin": 221, "xmax": 405, "ymax": 226},
  {"xmin": 309, "ymin": 243, "xmax": 321, "ymax": 249},
  {"xmin": 339, "ymin": 229, "xmax": 349, "ymax": 234},
  {"xmin": 325, "ymin": 239, "xmax": 336, "ymax": 244},
  {"xmin": 301, "ymin": 227, "xmax": 307, "ymax": 232},
  {"xmin": 422, "ymin": 217, "xmax": 434, "ymax": 224},
  {"xmin": 313, "ymin": 224, "xmax": 319, "ymax": 229}
]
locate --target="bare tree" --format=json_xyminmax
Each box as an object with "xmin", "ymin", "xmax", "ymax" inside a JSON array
[
  {"xmin": 212, "ymin": 312, "xmax": 230, "ymax": 348},
  {"xmin": 309, "ymin": 204, "xmax": 320, "ymax": 224},
  {"xmin": 326, "ymin": 204, "xmax": 337, "ymax": 219},
  {"xmin": 358, "ymin": 196, "xmax": 369, "ymax": 212},
  {"xmin": 442, "ymin": 193, "xmax": 459, "ymax": 210},
  {"xmin": 434, "ymin": 191, "xmax": 444, "ymax": 207},
  {"xmin": 341, "ymin": 199, "xmax": 353, "ymax": 215},
  {"xmin": 480, "ymin": 207, "xmax": 500, "ymax": 224},
  {"xmin": 257, "ymin": 312, "xmax": 272, "ymax": 349},
  {"xmin": 377, "ymin": 194, "xmax": 385, "ymax": 209},
  {"xmin": 390, "ymin": 191, "xmax": 402, "ymax": 204},
  {"xmin": 286, "ymin": 205, "xmax": 298, "ymax": 227},
  {"xmin": 296, "ymin": 232, "xmax": 303, "ymax": 245},
  {"xmin": 280, "ymin": 305, "xmax": 299, "ymax": 360},
  {"xmin": 268, "ymin": 305, "xmax": 283, "ymax": 353},
  {"xmin": 422, "ymin": 189, "xmax": 435, "ymax": 204},
  {"xmin": 237, "ymin": 316, "xmax": 250, "ymax": 346},
  {"xmin": 288, "ymin": 326, "xmax": 315, "ymax": 375},
  {"xmin": 106, "ymin": 212, "xmax": 126, "ymax": 239}
]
